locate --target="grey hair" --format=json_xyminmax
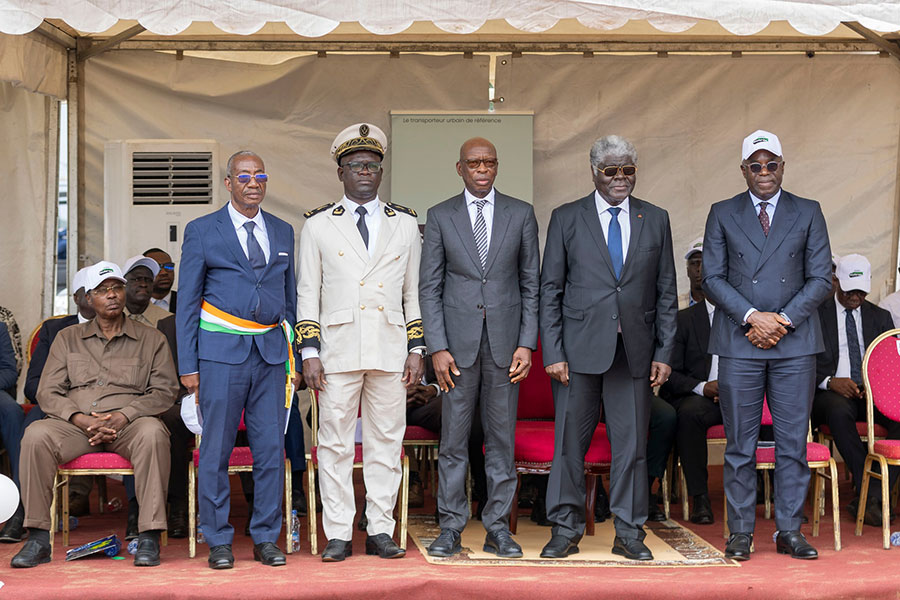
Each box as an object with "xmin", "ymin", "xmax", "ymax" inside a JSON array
[
  {"xmin": 589, "ymin": 135, "xmax": 637, "ymax": 171},
  {"xmin": 226, "ymin": 150, "xmax": 262, "ymax": 176}
]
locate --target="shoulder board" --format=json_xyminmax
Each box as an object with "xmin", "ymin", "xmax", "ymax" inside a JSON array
[
  {"xmin": 386, "ymin": 202, "xmax": 417, "ymax": 218},
  {"xmin": 303, "ymin": 202, "xmax": 335, "ymax": 219}
]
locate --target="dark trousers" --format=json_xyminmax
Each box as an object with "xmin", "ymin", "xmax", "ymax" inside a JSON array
[
  {"xmin": 198, "ymin": 344, "xmax": 286, "ymax": 547},
  {"xmin": 648, "ymin": 395, "xmax": 676, "ymax": 483},
  {"xmin": 812, "ymin": 389, "xmax": 900, "ymax": 497},
  {"xmin": 719, "ymin": 355, "xmax": 815, "ymax": 533},
  {"xmin": 0, "ymin": 390, "xmax": 24, "ymax": 486},
  {"xmin": 238, "ymin": 402, "xmax": 308, "ymax": 501},
  {"xmin": 546, "ymin": 335, "xmax": 651, "ymax": 541},
  {"xmin": 437, "ymin": 326, "xmax": 518, "ymax": 533},
  {"xmin": 672, "ymin": 394, "xmax": 723, "ymax": 497}
]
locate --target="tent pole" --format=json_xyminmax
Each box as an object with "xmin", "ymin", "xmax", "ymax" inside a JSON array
[
  {"xmin": 42, "ymin": 98, "xmax": 60, "ymax": 318},
  {"xmin": 842, "ymin": 22, "xmax": 900, "ymax": 63},
  {"xmin": 890, "ymin": 124, "xmax": 900, "ymax": 294},
  {"xmin": 65, "ymin": 49, "xmax": 80, "ymax": 314}
]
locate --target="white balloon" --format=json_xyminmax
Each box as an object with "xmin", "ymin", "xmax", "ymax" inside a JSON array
[{"xmin": 0, "ymin": 475, "xmax": 20, "ymax": 523}]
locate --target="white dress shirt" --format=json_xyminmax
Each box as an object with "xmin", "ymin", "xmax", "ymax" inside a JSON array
[
  {"xmin": 227, "ymin": 201, "xmax": 270, "ymax": 263},
  {"xmin": 819, "ymin": 295, "xmax": 864, "ymax": 389},
  {"xmin": 77, "ymin": 312, "xmax": 90, "ymax": 324},
  {"xmin": 465, "ymin": 187, "xmax": 496, "ymax": 250},
  {"xmin": 150, "ymin": 292, "xmax": 172, "ymax": 312},
  {"xmin": 594, "ymin": 192, "xmax": 631, "ymax": 263},
  {"xmin": 346, "ymin": 195, "xmax": 382, "ymax": 258},
  {"xmin": 743, "ymin": 189, "xmax": 785, "ymax": 324},
  {"xmin": 692, "ymin": 300, "xmax": 720, "ymax": 397}
]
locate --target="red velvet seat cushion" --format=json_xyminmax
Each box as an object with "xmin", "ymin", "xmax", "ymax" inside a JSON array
[
  {"xmin": 585, "ymin": 425, "xmax": 612, "ymax": 465},
  {"xmin": 60, "ymin": 452, "xmax": 133, "ymax": 470},
  {"xmin": 513, "ymin": 421, "xmax": 610, "ymax": 465},
  {"xmin": 707, "ymin": 425, "xmax": 726, "ymax": 439},
  {"xmin": 819, "ymin": 422, "xmax": 888, "ymax": 438},
  {"xmin": 192, "ymin": 445, "xmax": 256, "ymax": 467},
  {"xmin": 309, "ymin": 444, "xmax": 404, "ymax": 466},
  {"xmin": 873, "ymin": 439, "xmax": 900, "ymax": 460},
  {"xmin": 404, "ymin": 425, "xmax": 439, "ymax": 441},
  {"xmin": 755, "ymin": 442, "xmax": 831, "ymax": 464}
]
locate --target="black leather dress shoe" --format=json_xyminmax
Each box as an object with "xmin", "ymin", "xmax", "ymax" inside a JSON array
[
  {"xmin": 776, "ymin": 530, "xmax": 817, "ymax": 559},
  {"xmin": 11, "ymin": 539, "xmax": 51, "ymax": 568},
  {"xmin": 594, "ymin": 486, "xmax": 612, "ymax": 522},
  {"xmin": 724, "ymin": 532, "xmax": 752, "ymax": 561},
  {"xmin": 125, "ymin": 502, "xmax": 139, "ymax": 541},
  {"xmin": 366, "ymin": 533, "xmax": 406, "ymax": 559},
  {"xmin": 357, "ymin": 513, "xmax": 368, "ymax": 531},
  {"xmin": 427, "ymin": 529, "xmax": 461, "ymax": 557},
  {"xmin": 167, "ymin": 505, "xmax": 188, "ymax": 539},
  {"xmin": 540, "ymin": 534, "xmax": 580, "ymax": 558},
  {"xmin": 647, "ymin": 495, "xmax": 667, "ymax": 522},
  {"xmin": 689, "ymin": 494, "xmax": 714, "ymax": 525},
  {"xmin": 0, "ymin": 513, "xmax": 26, "ymax": 543},
  {"xmin": 484, "ymin": 529, "xmax": 523, "ymax": 558},
  {"xmin": 254, "ymin": 542, "xmax": 287, "ymax": 566},
  {"xmin": 133, "ymin": 532, "xmax": 161, "ymax": 567},
  {"xmin": 208, "ymin": 544, "xmax": 234, "ymax": 570},
  {"xmin": 612, "ymin": 536, "xmax": 653, "ymax": 561},
  {"xmin": 322, "ymin": 539, "xmax": 353, "ymax": 562}
]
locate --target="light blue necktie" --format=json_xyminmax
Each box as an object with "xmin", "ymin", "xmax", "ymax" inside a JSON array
[{"xmin": 607, "ymin": 207, "xmax": 623, "ymax": 279}]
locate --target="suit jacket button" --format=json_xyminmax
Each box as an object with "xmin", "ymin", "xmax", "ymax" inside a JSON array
[
  {"xmin": 612, "ymin": 314, "xmax": 618, "ymax": 320},
  {"xmin": 781, "ymin": 277, "xmax": 786, "ymax": 283},
  {"xmin": 616, "ymin": 286, "xmax": 622, "ymax": 292},
  {"xmin": 752, "ymin": 279, "xmax": 758, "ymax": 284},
  {"xmin": 482, "ymin": 279, "xmax": 487, "ymax": 284}
]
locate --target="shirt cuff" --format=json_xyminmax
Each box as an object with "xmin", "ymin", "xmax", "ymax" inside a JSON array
[
  {"xmin": 818, "ymin": 376, "xmax": 831, "ymax": 391},
  {"xmin": 301, "ymin": 347, "xmax": 320, "ymax": 361},
  {"xmin": 409, "ymin": 345, "xmax": 426, "ymax": 355},
  {"xmin": 742, "ymin": 307, "xmax": 757, "ymax": 325},
  {"xmin": 692, "ymin": 381, "xmax": 707, "ymax": 397},
  {"xmin": 428, "ymin": 382, "xmax": 441, "ymax": 398}
]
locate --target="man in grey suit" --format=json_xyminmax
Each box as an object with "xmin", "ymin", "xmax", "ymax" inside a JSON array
[
  {"xmin": 420, "ymin": 137, "xmax": 540, "ymax": 558},
  {"xmin": 702, "ymin": 130, "xmax": 831, "ymax": 561},
  {"xmin": 540, "ymin": 135, "xmax": 677, "ymax": 561}
]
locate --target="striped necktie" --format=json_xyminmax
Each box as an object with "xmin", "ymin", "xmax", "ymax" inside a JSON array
[{"xmin": 473, "ymin": 199, "xmax": 488, "ymax": 269}]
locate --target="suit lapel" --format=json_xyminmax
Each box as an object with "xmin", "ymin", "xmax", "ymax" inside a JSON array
[
  {"xmin": 363, "ymin": 202, "xmax": 398, "ymax": 277},
  {"xmin": 484, "ymin": 194, "xmax": 511, "ymax": 274},
  {"xmin": 328, "ymin": 203, "xmax": 370, "ymax": 263},
  {"xmin": 756, "ymin": 192, "xmax": 800, "ymax": 271},
  {"xmin": 619, "ymin": 196, "xmax": 644, "ymax": 280},
  {"xmin": 579, "ymin": 195, "xmax": 616, "ymax": 279},
  {"xmin": 259, "ymin": 210, "xmax": 281, "ymax": 277},
  {"xmin": 449, "ymin": 195, "xmax": 485, "ymax": 272},
  {"xmin": 731, "ymin": 192, "xmax": 766, "ymax": 254},
  {"xmin": 215, "ymin": 205, "xmax": 254, "ymax": 275},
  {"xmin": 861, "ymin": 301, "xmax": 879, "ymax": 348}
]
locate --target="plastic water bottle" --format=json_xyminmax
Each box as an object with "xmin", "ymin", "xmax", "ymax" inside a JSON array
[
  {"xmin": 127, "ymin": 539, "xmax": 138, "ymax": 555},
  {"xmin": 197, "ymin": 525, "xmax": 205, "ymax": 545},
  {"xmin": 105, "ymin": 497, "xmax": 124, "ymax": 513},
  {"xmin": 291, "ymin": 509, "xmax": 301, "ymax": 550},
  {"xmin": 890, "ymin": 531, "xmax": 900, "ymax": 546},
  {"xmin": 57, "ymin": 516, "xmax": 78, "ymax": 531}
]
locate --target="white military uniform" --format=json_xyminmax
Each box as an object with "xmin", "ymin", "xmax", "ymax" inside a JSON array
[{"xmin": 297, "ymin": 196, "xmax": 422, "ymax": 541}]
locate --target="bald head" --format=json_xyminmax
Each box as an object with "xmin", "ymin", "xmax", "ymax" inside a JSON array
[
  {"xmin": 459, "ymin": 137, "xmax": 496, "ymax": 161},
  {"xmin": 456, "ymin": 138, "xmax": 499, "ymax": 198}
]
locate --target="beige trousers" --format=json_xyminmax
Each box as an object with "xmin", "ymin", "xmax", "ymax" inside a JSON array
[{"xmin": 317, "ymin": 370, "xmax": 405, "ymax": 541}]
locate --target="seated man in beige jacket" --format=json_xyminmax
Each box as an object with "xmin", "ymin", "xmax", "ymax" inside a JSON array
[{"xmin": 10, "ymin": 261, "xmax": 178, "ymax": 569}]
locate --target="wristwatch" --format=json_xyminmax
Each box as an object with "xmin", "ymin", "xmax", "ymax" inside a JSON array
[{"xmin": 409, "ymin": 347, "xmax": 426, "ymax": 356}]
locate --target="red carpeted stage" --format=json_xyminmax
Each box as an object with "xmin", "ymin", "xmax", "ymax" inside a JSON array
[{"xmin": 0, "ymin": 469, "xmax": 897, "ymax": 600}]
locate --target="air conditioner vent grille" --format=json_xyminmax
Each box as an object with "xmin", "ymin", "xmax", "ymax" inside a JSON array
[{"xmin": 132, "ymin": 151, "xmax": 213, "ymax": 205}]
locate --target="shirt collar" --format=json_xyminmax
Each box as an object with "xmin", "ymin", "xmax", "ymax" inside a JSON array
[
  {"xmin": 749, "ymin": 189, "xmax": 781, "ymax": 208},
  {"xmin": 594, "ymin": 191, "xmax": 630, "ymax": 215},
  {"xmin": 342, "ymin": 195, "xmax": 380, "ymax": 216},
  {"xmin": 705, "ymin": 299, "xmax": 716, "ymax": 315},
  {"xmin": 464, "ymin": 187, "xmax": 495, "ymax": 206},
  {"xmin": 77, "ymin": 312, "xmax": 91, "ymax": 324},
  {"xmin": 227, "ymin": 201, "xmax": 266, "ymax": 231},
  {"xmin": 81, "ymin": 314, "xmax": 138, "ymax": 340}
]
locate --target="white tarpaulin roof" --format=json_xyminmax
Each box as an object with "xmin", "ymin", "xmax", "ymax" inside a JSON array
[{"xmin": 2, "ymin": 0, "xmax": 900, "ymax": 37}]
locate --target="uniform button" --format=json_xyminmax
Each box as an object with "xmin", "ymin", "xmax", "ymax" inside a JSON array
[
  {"xmin": 359, "ymin": 281, "xmax": 365, "ymax": 286},
  {"xmin": 360, "ymin": 305, "xmax": 366, "ymax": 310},
  {"xmin": 339, "ymin": 251, "xmax": 344, "ymax": 256},
  {"xmin": 395, "ymin": 255, "xmax": 400, "ymax": 260},
  {"xmin": 612, "ymin": 314, "xmax": 618, "ymax": 320},
  {"xmin": 378, "ymin": 306, "xmax": 384, "ymax": 311},
  {"xmin": 378, "ymin": 282, "xmax": 383, "ymax": 288},
  {"xmin": 752, "ymin": 279, "xmax": 758, "ymax": 284}
]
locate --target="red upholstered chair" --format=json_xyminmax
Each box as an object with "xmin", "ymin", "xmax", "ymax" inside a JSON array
[
  {"xmin": 402, "ymin": 425, "xmax": 439, "ymax": 497},
  {"xmin": 187, "ymin": 413, "xmax": 293, "ymax": 557},
  {"xmin": 857, "ymin": 329, "xmax": 900, "ymax": 548},
  {"xmin": 306, "ymin": 389, "xmax": 409, "ymax": 555}
]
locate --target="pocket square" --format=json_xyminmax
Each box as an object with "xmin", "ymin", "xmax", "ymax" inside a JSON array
[{"xmin": 278, "ymin": 251, "xmax": 289, "ymax": 257}]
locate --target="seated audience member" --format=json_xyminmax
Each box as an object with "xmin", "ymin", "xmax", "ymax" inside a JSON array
[
  {"xmin": 0, "ymin": 320, "xmax": 25, "ymax": 542},
  {"xmin": 143, "ymin": 248, "xmax": 177, "ymax": 313},
  {"xmin": 878, "ymin": 265, "xmax": 900, "ymax": 328},
  {"xmin": 123, "ymin": 255, "xmax": 172, "ymax": 327},
  {"xmin": 0, "ymin": 304, "xmax": 23, "ymax": 377},
  {"xmin": 811, "ymin": 254, "xmax": 900, "ymax": 525},
  {"xmin": 11, "ymin": 261, "xmax": 178, "ymax": 568},
  {"xmin": 660, "ymin": 239, "xmax": 721, "ymax": 524}
]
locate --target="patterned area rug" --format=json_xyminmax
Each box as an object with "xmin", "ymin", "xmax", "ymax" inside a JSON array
[{"xmin": 409, "ymin": 514, "xmax": 738, "ymax": 568}]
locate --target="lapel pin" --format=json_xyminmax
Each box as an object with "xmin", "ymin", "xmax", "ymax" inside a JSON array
[{"xmin": 637, "ymin": 213, "xmax": 643, "ymax": 219}]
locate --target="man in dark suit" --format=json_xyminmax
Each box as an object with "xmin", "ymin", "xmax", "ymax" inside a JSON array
[
  {"xmin": 811, "ymin": 253, "xmax": 900, "ymax": 525},
  {"xmin": 661, "ymin": 239, "xmax": 721, "ymax": 524},
  {"xmin": 420, "ymin": 137, "xmax": 540, "ymax": 558},
  {"xmin": 540, "ymin": 135, "xmax": 677, "ymax": 561},
  {"xmin": 177, "ymin": 150, "xmax": 297, "ymax": 569},
  {"xmin": 144, "ymin": 248, "xmax": 177, "ymax": 314},
  {"xmin": 703, "ymin": 130, "xmax": 832, "ymax": 561}
]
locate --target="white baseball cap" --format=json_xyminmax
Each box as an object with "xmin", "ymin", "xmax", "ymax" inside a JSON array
[
  {"xmin": 742, "ymin": 130, "xmax": 783, "ymax": 161},
  {"xmin": 71, "ymin": 266, "xmax": 91, "ymax": 293},
  {"xmin": 123, "ymin": 254, "xmax": 160, "ymax": 279},
  {"xmin": 684, "ymin": 237, "xmax": 704, "ymax": 260},
  {"xmin": 180, "ymin": 393, "xmax": 203, "ymax": 435},
  {"xmin": 831, "ymin": 253, "xmax": 840, "ymax": 268},
  {"xmin": 83, "ymin": 261, "xmax": 127, "ymax": 292},
  {"xmin": 836, "ymin": 253, "xmax": 871, "ymax": 294}
]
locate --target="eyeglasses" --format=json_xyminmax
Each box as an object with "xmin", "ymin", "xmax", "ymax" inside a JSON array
[
  {"xmin": 745, "ymin": 161, "xmax": 782, "ymax": 174},
  {"xmin": 232, "ymin": 173, "xmax": 269, "ymax": 183},
  {"xmin": 341, "ymin": 161, "xmax": 382, "ymax": 173},
  {"xmin": 91, "ymin": 284, "xmax": 125, "ymax": 295},
  {"xmin": 596, "ymin": 165, "xmax": 637, "ymax": 177},
  {"xmin": 463, "ymin": 158, "xmax": 498, "ymax": 169},
  {"xmin": 127, "ymin": 275, "xmax": 154, "ymax": 284},
  {"xmin": 160, "ymin": 262, "xmax": 175, "ymax": 271}
]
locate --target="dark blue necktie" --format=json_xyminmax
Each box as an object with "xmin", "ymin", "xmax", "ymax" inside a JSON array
[
  {"xmin": 607, "ymin": 206, "xmax": 623, "ymax": 279},
  {"xmin": 243, "ymin": 221, "xmax": 266, "ymax": 274},
  {"xmin": 846, "ymin": 308, "xmax": 863, "ymax": 384}
]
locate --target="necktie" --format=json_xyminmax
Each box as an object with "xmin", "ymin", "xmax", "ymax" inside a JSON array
[
  {"xmin": 243, "ymin": 221, "xmax": 266, "ymax": 274},
  {"xmin": 846, "ymin": 308, "xmax": 863, "ymax": 384},
  {"xmin": 356, "ymin": 205, "xmax": 369, "ymax": 248},
  {"xmin": 758, "ymin": 201, "xmax": 770, "ymax": 236},
  {"xmin": 607, "ymin": 206, "xmax": 623, "ymax": 279},
  {"xmin": 473, "ymin": 199, "xmax": 488, "ymax": 269}
]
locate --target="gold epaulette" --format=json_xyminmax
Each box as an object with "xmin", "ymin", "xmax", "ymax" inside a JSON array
[
  {"xmin": 304, "ymin": 202, "xmax": 335, "ymax": 219},
  {"xmin": 386, "ymin": 202, "xmax": 417, "ymax": 218}
]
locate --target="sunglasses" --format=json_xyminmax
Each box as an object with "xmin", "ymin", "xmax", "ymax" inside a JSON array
[
  {"xmin": 597, "ymin": 165, "xmax": 637, "ymax": 177},
  {"xmin": 160, "ymin": 262, "xmax": 175, "ymax": 271},
  {"xmin": 745, "ymin": 161, "xmax": 782, "ymax": 174},
  {"xmin": 341, "ymin": 161, "xmax": 382, "ymax": 173},
  {"xmin": 233, "ymin": 173, "xmax": 268, "ymax": 183},
  {"xmin": 463, "ymin": 158, "xmax": 498, "ymax": 169}
]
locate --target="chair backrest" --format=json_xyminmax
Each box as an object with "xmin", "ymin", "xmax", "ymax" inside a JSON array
[
  {"xmin": 863, "ymin": 329, "xmax": 900, "ymax": 450},
  {"xmin": 27, "ymin": 315, "xmax": 68, "ymax": 363},
  {"xmin": 761, "ymin": 397, "xmax": 772, "ymax": 426},
  {"xmin": 517, "ymin": 340, "xmax": 554, "ymax": 420}
]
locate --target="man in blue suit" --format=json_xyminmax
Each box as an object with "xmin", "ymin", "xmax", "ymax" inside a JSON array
[
  {"xmin": 702, "ymin": 130, "xmax": 832, "ymax": 561},
  {"xmin": 177, "ymin": 151, "xmax": 297, "ymax": 569}
]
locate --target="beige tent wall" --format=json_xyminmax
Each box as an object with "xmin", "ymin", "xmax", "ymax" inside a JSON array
[
  {"xmin": 496, "ymin": 54, "xmax": 900, "ymax": 306},
  {"xmin": 0, "ymin": 81, "xmax": 55, "ymax": 397},
  {"xmin": 0, "ymin": 33, "xmax": 67, "ymax": 99},
  {"xmin": 81, "ymin": 51, "xmax": 490, "ymax": 263}
]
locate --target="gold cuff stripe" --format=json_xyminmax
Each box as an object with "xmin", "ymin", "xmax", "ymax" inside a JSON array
[
  {"xmin": 295, "ymin": 320, "xmax": 321, "ymax": 341},
  {"xmin": 406, "ymin": 319, "xmax": 424, "ymax": 343}
]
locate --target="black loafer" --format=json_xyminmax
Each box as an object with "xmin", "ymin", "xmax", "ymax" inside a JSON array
[
  {"xmin": 427, "ymin": 529, "xmax": 461, "ymax": 557},
  {"xmin": 208, "ymin": 544, "xmax": 234, "ymax": 570},
  {"xmin": 365, "ymin": 533, "xmax": 405, "ymax": 559},
  {"xmin": 775, "ymin": 530, "xmax": 817, "ymax": 559},
  {"xmin": 690, "ymin": 494, "xmax": 714, "ymax": 525},
  {"xmin": 0, "ymin": 513, "xmax": 26, "ymax": 543},
  {"xmin": 133, "ymin": 531, "xmax": 161, "ymax": 567},
  {"xmin": 724, "ymin": 532, "xmax": 752, "ymax": 561},
  {"xmin": 125, "ymin": 502, "xmax": 139, "ymax": 541},
  {"xmin": 11, "ymin": 539, "xmax": 51, "ymax": 568},
  {"xmin": 611, "ymin": 536, "xmax": 653, "ymax": 561},
  {"xmin": 484, "ymin": 529, "xmax": 523, "ymax": 558},
  {"xmin": 322, "ymin": 539, "xmax": 352, "ymax": 562},
  {"xmin": 253, "ymin": 541, "xmax": 286, "ymax": 566},
  {"xmin": 647, "ymin": 495, "xmax": 667, "ymax": 522},
  {"xmin": 540, "ymin": 534, "xmax": 580, "ymax": 558}
]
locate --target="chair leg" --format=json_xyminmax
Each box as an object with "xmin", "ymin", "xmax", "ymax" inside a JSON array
[
  {"xmin": 430, "ymin": 445, "xmax": 437, "ymax": 496},
  {"xmin": 307, "ymin": 459, "xmax": 317, "ymax": 555},
  {"xmin": 763, "ymin": 470, "xmax": 771, "ymax": 520},
  {"xmin": 811, "ymin": 468, "xmax": 822, "ymax": 538},
  {"xmin": 584, "ymin": 473, "xmax": 597, "ymax": 537},
  {"xmin": 679, "ymin": 462, "xmax": 689, "ymax": 521},
  {"xmin": 285, "ymin": 459, "xmax": 293, "ymax": 554},
  {"xmin": 856, "ymin": 455, "xmax": 873, "ymax": 538},
  {"xmin": 400, "ymin": 456, "xmax": 409, "ymax": 550},
  {"xmin": 188, "ymin": 462, "xmax": 196, "ymax": 558},
  {"xmin": 509, "ymin": 473, "xmax": 521, "ymax": 535},
  {"xmin": 62, "ymin": 475, "xmax": 70, "ymax": 547},
  {"xmin": 879, "ymin": 456, "xmax": 891, "ymax": 550},
  {"xmin": 97, "ymin": 476, "xmax": 107, "ymax": 513},
  {"xmin": 49, "ymin": 473, "xmax": 58, "ymax": 559},
  {"xmin": 661, "ymin": 461, "xmax": 671, "ymax": 520},
  {"xmin": 829, "ymin": 459, "xmax": 841, "ymax": 551}
]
